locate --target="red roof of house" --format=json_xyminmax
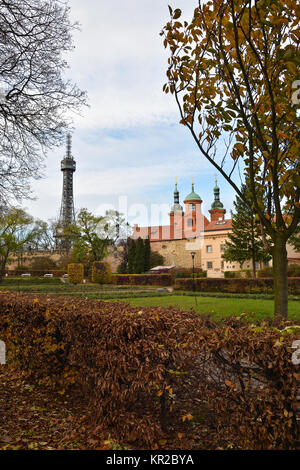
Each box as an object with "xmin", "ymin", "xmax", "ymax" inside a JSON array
[{"xmin": 204, "ymin": 219, "xmax": 233, "ymax": 231}]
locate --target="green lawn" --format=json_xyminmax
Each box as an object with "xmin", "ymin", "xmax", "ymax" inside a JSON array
[
  {"xmin": 1, "ymin": 278, "xmax": 299, "ymax": 322},
  {"xmin": 117, "ymin": 295, "xmax": 300, "ymax": 322}
]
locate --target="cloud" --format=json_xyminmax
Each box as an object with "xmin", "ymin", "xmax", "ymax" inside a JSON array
[{"xmin": 67, "ymin": 0, "xmax": 196, "ymax": 129}]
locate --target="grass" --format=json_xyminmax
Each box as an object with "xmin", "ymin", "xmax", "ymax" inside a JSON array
[
  {"xmin": 1, "ymin": 278, "xmax": 299, "ymax": 322},
  {"xmin": 116, "ymin": 295, "xmax": 300, "ymax": 322}
]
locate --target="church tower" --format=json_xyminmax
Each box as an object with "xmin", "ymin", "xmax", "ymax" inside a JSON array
[
  {"xmin": 183, "ymin": 179, "xmax": 202, "ymax": 237},
  {"xmin": 169, "ymin": 178, "xmax": 184, "ymax": 239},
  {"xmin": 209, "ymin": 176, "xmax": 226, "ymax": 222}
]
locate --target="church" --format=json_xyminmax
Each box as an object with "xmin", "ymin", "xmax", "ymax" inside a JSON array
[{"xmin": 132, "ymin": 179, "xmax": 299, "ymax": 277}]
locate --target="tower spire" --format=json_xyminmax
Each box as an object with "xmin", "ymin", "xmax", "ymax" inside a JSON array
[
  {"xmin": 170, "ymin": 178, "xmax": 183, "ymax": 213},
  {"xmin": 56, "ymin": 133, "xmax": 76, "ymax": 252},
  {"xmin": 66, "ymin": 133, "xmax": 72, "ymax": 159}
]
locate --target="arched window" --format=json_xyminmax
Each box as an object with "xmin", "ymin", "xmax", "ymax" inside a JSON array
[{"xmin": 187, "ymin": 218, "xmax": 193, "ymax": 227}]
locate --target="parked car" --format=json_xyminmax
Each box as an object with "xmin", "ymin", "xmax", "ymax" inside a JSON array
[
  {"xmin": 21, "ymin": 273, "xmax": 31, "ymax": 277},
  {"xmin": 44, "ymin": 273, "xmax": 53, "ymax": 278}
]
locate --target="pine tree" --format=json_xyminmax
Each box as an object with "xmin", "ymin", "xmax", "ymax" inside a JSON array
[
  {"xmin": 144, "ymin": 237, "xmax": 151, "ymax": 272},
  {"xmin": 134, "ymin": 237, "xmax": 145, "ymax": 274},
  {"xmin": 127, "ymin": 239, "xmax": 136, "ymax": 274},
  {"xmin": 223, "ymin": 188, "xmax": 271, "ymax": 278}
]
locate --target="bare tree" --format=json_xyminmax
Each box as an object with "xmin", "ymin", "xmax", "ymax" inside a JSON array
[{"xmin": 0, "ymin": 0, "xmax": 87, "ymax": 204}]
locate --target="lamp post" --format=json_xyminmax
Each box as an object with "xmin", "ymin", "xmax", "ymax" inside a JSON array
[{"xmin": 191, "ymin": 251, "xmax": 196, "ymax": 292}]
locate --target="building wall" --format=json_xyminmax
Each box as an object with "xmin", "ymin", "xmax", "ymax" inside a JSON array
[{"xmin": 150, "ymin": 239, "xmax": 202, "ymax": 270}]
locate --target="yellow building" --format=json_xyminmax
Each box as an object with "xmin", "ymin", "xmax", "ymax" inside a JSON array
[{"xmin": 133, "ymin": 180, "xmax": 299, "ymax": 277}]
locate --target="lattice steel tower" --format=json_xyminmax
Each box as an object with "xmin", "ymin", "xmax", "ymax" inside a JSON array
[{"xmin": 56, "ymin": 134, "xmax": 76, "ymax": 251}]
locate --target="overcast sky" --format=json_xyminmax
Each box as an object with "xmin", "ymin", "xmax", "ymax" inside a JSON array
[{"xmin": 25, "ymin": 0, "xmax": 236, "ymax": 227}]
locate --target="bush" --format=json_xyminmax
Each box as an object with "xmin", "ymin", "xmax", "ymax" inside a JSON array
[
  {"xmin": 67, "ymin": 263, "xmax": 84, "ymax": 284},
  {"xmin": 0, "ymin": 292, "xmax": 299, "ymax": 449},
  {"xmin": 30, "ymin": 256, "xmax": 57, "ymax": 271},
  {"xmin": 92, "ymin": 261, "xmax": 112, "ymax": 284},
  {"xmin": 257, "ymin": 266, "xmax": 274, "ymax": 278},
  {"xmin": 258, "ymin": 264, "xmax": 300, "ymax": 278},
  {"xmin": 174, "ymin": 277, "xmax": 300, "ymax": 295},
  {"xmin": 173, "ymin": 268, "xmax": 206, "ymax": 279},
  {"xmin": 1, "ymin": 276, "xmax": 61, "ymax": 285},
  {"xmin": 224, "ymin": 271, "xmax": 243, "ymax": 278},
  {"xmin": 112, "ymin": 274, "xmax": 172, "ymax": 287},
  {"xmin": 288, "ymin": 263, "xmax": 300, "ymax": 277}
]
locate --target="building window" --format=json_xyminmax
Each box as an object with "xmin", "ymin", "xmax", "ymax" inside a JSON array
[
  {"xmin": 232, "ymin": 265, "xmax": 235, "ymax": 269},
  {"xmin": 207, "ymin": 261, "xmax": 213, "ymax": 269},
  {"xmin": 221, "ymin": 261, "xmax": 224, "ymax": 270},
  {"xmin": 220, "ymin": 244, "xmax": 226, "ymax": 252},
  {"xmin": 189, "ymin": 203, "xmax": 195, "ymax": 211},
  {"xmin": 206, "ymin": 245, "xmax": 212, "ymax": 253},
  {"xmin": 187, "ymin": 218, "xmax": 193, "ymax": 227}
]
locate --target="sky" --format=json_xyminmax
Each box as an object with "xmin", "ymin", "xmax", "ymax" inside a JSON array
[{"xmin": 25, "ymin": 0, "xmax": 237, "ymax": 228}]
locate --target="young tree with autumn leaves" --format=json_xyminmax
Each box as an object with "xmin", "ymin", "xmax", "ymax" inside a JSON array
[{"xmin": 161, "ymin": 0, "xmax": 300, "ymax": 317}]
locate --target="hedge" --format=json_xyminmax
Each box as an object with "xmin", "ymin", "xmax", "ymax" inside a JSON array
[
  {"xmin": 67, "ymin": 263, "xmax": 84, "ymax": 284},
  {"xmin": 0, "ymin": 292, "xmax": 299, "ymax": 449},
  {"xmin": 174, "ymin": 277, "xmax": 300, "ymax": 295},
  {"xmin": 112, "ymin": 274, "xmax": 172, "ymax": 287},
  {"xmin": 92, "ymin": 261, "xmax": 112, "ymax": 284}
]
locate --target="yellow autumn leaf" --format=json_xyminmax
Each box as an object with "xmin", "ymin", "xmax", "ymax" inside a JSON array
[{"xmin": 225, "ymin": 379, "xmax": 234, "ymax": 387}]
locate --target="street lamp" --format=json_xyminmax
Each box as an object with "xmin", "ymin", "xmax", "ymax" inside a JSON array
[{"xmin": 191, "ymin": 251, "xmax": 196, "ymax": 292}]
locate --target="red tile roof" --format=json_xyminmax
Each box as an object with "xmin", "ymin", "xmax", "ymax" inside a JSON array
[{"xmin": 204, "ymin": 219, "xmax": 232, "ymax": 231}]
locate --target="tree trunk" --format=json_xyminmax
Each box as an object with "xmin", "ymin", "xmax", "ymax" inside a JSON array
[{"xmin": 272, "ymin": 236, "xmax": 288, "ymax": 318}]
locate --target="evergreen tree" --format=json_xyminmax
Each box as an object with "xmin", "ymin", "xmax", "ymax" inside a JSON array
[
  {"xmin": 223, "ymin": 188, "xmax": 271, "ymax": 278},
  {"xmin": 144, "ymin": 237, "xmax": 151, "ymax": 272},
  {"xmin": 117, "ymin": 260, "xmax": 128, "ymax": 274},
  {"xmin": 134, "ymin": 237, "xmax": 145, "ymax": 274},
  {"xmin": 127, "ymin": 239, "xmax": 136, "ymax": 274}
]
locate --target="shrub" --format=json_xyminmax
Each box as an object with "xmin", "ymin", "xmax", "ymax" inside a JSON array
[
  {"xmin": 258, "ymin": 264, "xmax": 300, "ymax": 278},
  {"xmin": 0, "ymin": 292, "xmax": 299, "ymax": 449},
  {"xmin": 257, "ymin": 266, "xmax": 274, "ymax": 278},
  {"xmin": 288, "ymin": 263, "xmax": 300, "ymax": 278},
  {"xmin": 92, "ymin": 261, "xmax": 112, "ymax": 284},
  {"xmin": 224, "ymin": 271, "xmax": 243, "ymax": 278},
  {"xmin": 30, "ymin": 256, "xmax": 57, "ymax": 271},
  {"xmin": 174, "ymin": 277, "xmax": 300, "ymax": 295},
  {"xmin": 67, "ymin": 263, "xmax": 84, "ymax": 284},
  {"xmin": 173, "ymin": 268, "xmax": 206, "ymax": 279},
  {"xmin": 112, "ymin": 274, "xmax": 172, "ymax": 287}
]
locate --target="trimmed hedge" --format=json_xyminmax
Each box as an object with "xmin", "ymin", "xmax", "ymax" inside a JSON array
[
  {"xmin": 174, "ymin": 277, "xmax": 300, "ymax": 295},
  {"xmin": 67, "ymin": 263, "xmax": 84, "ymax": 285},
  {"xmin": 92, "ymin": 261, "xmax": 112, "ymax": 284},
  {"xmin": 112, "ymin": 274, "xmax": 172, "ymax": 287},
  {"xmin": 0, "ymin": 292, "xmax": 299, "ymax": 449}
]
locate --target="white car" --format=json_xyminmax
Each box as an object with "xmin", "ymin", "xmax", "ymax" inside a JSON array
[
  {"xmin": 44, "ymin": 273, "xmax": 53, "ymax": 278},
  {"xmin": 21, "ymin": 273, "xmax": 31, "ymax": 277}
]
